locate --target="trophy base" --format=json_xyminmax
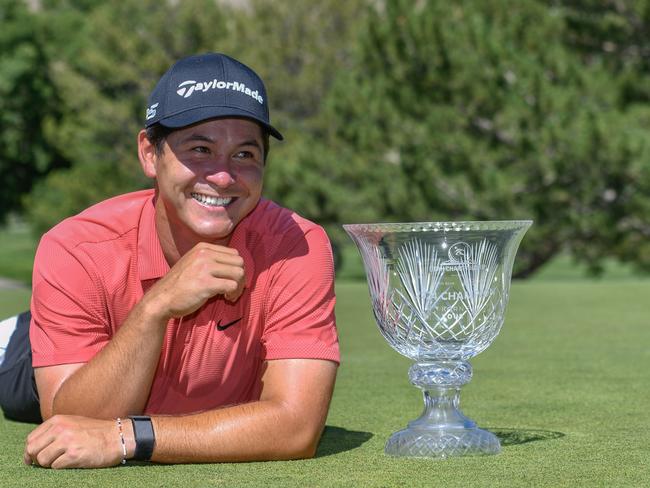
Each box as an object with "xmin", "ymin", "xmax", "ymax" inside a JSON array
[{"xmin": 384, "ymin": 426, "xmax": 501, "ymax": 459}]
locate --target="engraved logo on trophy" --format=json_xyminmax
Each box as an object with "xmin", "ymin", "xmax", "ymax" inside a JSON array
[{"xmin": 443, "ymin": 241, "xmax": 472, "ymax": 265}]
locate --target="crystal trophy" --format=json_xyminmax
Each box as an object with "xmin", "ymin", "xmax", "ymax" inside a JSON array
[{"xmin": 344, "ymin": 221, "xmax": 531, "ymax": 458}]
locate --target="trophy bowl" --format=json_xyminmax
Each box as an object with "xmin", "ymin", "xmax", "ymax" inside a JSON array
[{"xmin": 344, "ymin": 220, "xmax": 531, "ymax": 458}]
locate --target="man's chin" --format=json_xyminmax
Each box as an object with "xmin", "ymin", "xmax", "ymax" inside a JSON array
[{"xmin": 193, "ymin": 225, "xmax": 236, "ymax": 244}]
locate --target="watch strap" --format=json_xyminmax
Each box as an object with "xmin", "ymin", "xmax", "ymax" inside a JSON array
[{"xmin": 129, "ymin": 415, "xmax": 156, "ymax": 461}]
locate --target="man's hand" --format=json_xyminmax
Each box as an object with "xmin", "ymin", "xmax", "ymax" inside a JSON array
[
  {"xmin": 144, "ymin": 242, "xmax": 246, "ymax": 320},
  {"xmin": 23, "ymin": 415, "xmax": 131, "ymax": 469}
]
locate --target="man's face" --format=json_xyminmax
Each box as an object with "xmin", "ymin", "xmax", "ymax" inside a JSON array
[{"xmin": 143, "ymin": 118, "xmax": 265, "ymax": 247}]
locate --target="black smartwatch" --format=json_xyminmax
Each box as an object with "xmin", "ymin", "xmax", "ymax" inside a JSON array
[{"xmin": 129, "ymin": 415, "xmax": 156, "ymax": 461}]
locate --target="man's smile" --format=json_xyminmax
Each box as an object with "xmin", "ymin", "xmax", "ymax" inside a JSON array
[{"xmin": 191, "ymin": 192, "xmax": 234, "ymax": 207}]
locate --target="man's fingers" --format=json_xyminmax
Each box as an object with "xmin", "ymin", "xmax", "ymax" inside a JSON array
[
  {"xmin": 224, "ymin": 291, "xmax": 244, "ymax": 302},
  {"xmin": 195, "ymin": 242, "xmax": 240, "ymax": 255},
  {"xmin": 224, "ymin": 283, "xmax": 245, "ymax": 302},
  {"xmin": 25, "ymin": 435, "xmax": 66, "ymax": 468},
  {"xmin": 211, "ymin": 275, "xmax": 245, "ymax": 303},
  {"xmin": 35, "ymin": 442, "xmax": 68, "ymax": 468},
  {"xmin": 193, "ymin": 243, "xmax": 244, "ymax": 266},
  {"xmin": 194, "ymin": 246, "xmax": 246, "ymax": 295},
  {"xmin": 24, "ymin": 421, "xmax": 54, "ymax": 465},
  {"xmin": 23, "ymin": 448, "xmax": 32, "ymax": 465}
]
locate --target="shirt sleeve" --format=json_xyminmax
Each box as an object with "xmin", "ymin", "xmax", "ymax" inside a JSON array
[
  {"xmin": 260, "ymin": 225, "xmax": 340, "ymax": 364},
  {"xmin": 30, "ymin": 233, "xmax": 111, "ymax": 367}
]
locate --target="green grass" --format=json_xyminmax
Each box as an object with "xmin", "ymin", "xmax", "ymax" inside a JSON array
[
  {"xmin": 0, "ymin": 289, "xmax": 31, "ymax": 317},
  {"xmin": 0, "ymin": 219, "xmax": 37, "ymax": 285},
  {"xmin": 1, "ymin": 279, "xmax": 649, "ymax": 487}
]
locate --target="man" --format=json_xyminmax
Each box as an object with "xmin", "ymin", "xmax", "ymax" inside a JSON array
[{"xmin": 18, "ymin": 53, "xmax": 339, "ymax": 468}]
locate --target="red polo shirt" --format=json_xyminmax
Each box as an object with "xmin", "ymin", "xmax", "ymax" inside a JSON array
[{"xmin": 30, "ymin": 190, "xmax": 339, "ymax": 415}]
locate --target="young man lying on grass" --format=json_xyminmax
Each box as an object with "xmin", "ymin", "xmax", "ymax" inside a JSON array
[{"xmin": 0, "ymin": 53, "xmax": 339, "ymax": 468}]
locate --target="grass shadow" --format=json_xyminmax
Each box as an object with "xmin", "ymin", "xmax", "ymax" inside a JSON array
[
  {"xmin": 488, "ymin": 428, "xmax": 565, "ymax": 446},
  {"xmin": 316, "ymin": 425, "xmax": 373, "ymax": 457}
]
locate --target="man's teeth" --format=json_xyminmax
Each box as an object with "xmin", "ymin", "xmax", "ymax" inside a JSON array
[{"xmin": 191, "ymin": 193, "xmax": 233, "ymax": 206}]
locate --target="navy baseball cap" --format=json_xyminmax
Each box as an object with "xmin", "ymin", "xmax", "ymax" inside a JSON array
[{"xmin": 144, "ymin": 53, "xmax": 283, "ymax": 140}]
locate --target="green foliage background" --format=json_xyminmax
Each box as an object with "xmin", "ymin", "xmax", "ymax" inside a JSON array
[{"xmin": 1, "ymin": 0, "xmax": 650, "ymax": 277}]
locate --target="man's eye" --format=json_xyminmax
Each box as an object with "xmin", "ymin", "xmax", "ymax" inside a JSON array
[
  {"xmin": 235, "ymin": 151, "xmax": 253, "ymax": 159},
  {"xmin": 192, "ymin": 146, "xmax": 210, "ymax": 154}
]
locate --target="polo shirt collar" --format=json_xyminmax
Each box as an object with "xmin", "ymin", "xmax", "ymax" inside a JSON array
[
  {"xmin": 227, "ymin": 209, "xmax": 256, "ymax": 291},
  {"xmin": 138, "ymin": 194, "xmax": 170, "ymax": 281}
]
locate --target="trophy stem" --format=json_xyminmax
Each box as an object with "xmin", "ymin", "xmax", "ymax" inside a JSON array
[
  {"xmin": 409, "ymin": 387, "xmax": 475, "ymax": 430},
  {"xmin": 384, "ymin": 361, "xmax": 501, "ymax": 458}
]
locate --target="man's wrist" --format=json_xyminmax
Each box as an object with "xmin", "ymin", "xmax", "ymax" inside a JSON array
[{"xmin": 136, "ymin": 292, "xmax": 172, "ymax": 324}]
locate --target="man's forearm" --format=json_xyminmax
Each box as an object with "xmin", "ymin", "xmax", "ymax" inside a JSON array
[
  {"xmin": 50, "ymin": 298, "xmax": 168, "ymax": 418},
  {"xmin": 151, "ymin": 400, "xmax": 318, "ymax": 463},
  {"xmin": 148, "ymin": 359, "xmax": 337, "ymax": 463}
]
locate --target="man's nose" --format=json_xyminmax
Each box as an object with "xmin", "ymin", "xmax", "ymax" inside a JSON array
[{"xmin": 204, "ymin": 160, "xmax": 236, "ymax": 187}]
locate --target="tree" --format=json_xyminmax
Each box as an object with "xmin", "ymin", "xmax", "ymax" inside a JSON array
[
  {"xmin": 0, "ymin": 0, "xmax": 68, "ymax": 224},
  {"xmin": 14, "ymin": 0, "xmax": 650, "ymax": 277},
  {"xmin": 305, "ymin": 0, "xmax": 650, "ymax": 276},
  {"xmin": 547, "ymin": 0, "xmax": 650, "ymax": 107}
]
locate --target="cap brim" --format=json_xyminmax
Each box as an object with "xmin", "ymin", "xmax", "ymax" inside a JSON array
[{"xmin": 157, "ymin": 106, "xmax": 283, "ymax": 140}]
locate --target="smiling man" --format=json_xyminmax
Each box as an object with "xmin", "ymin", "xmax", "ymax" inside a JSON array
[{"xmin": 19, "ymin": 53, "xmax": 339, "ymax": 468}]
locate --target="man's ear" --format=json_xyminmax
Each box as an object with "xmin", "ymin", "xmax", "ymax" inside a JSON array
[{"xmin": 138, "ymin": 129, "xmax": 158, "ymax": 179}]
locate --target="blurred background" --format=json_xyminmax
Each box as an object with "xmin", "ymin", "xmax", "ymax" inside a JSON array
[{"xmin": 1, "ymin": 0, "xmax": 650, "ymax": 285}]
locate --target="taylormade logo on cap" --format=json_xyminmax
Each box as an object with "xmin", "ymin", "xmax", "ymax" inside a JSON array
[
  {"xmin": 176, "ymin": 79, "xmax": 264, "ymax": 104},
  {"xmin": 143, "ymin": 53, "xmax": 283, "ymax": 140}
]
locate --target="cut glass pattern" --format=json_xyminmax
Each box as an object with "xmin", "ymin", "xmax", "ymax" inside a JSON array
[{"xmin": 344, "ymin": 220, "xmax": 531, "ymax": 459}]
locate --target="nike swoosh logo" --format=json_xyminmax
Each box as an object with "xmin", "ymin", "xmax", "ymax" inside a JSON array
[{"xmin": 216, "ymin": 317, "xmax": 242, "ymax": 331}]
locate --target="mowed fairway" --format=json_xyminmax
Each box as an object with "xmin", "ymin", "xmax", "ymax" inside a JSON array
[{"xmin": 1, "ymin": 279, "xmax": 648, "ymax": 487}]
